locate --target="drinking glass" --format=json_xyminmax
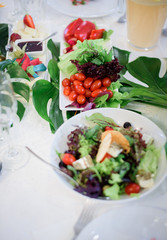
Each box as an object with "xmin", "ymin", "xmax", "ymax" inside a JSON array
[
  {"xmin": 0, "ymin": 71, "xmax": 29, "ymax": 171},
  {"xmin": 126, "ymin": 0, "xmax": 167, "ymax": 50}
]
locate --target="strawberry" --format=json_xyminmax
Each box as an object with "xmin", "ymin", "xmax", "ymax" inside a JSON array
[
  {"xmin": 23, "ymin": 14, "xmax": 35, "ymax": 29},
  {"xmin": 10, "ymin": 33, "xmax": 21, "ymax": 42}
]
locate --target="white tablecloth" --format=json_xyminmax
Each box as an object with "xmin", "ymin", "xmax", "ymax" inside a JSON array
[{"xmin": 0, "ymin": 1, "xmax": 167, "ymax": 240}]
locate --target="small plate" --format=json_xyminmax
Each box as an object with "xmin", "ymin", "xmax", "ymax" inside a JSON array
[
  {"xmin": 76, "ymin": 205, "xmax": 167, "ymax": 240},
  {"xmin": 47, "ymin": 0, "xmax": 118, "ymax": 18}
]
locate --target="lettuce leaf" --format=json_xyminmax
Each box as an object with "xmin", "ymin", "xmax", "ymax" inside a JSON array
[{"xmin": 138, "ymin": 143, "xmax": 161, "ymax": 174}]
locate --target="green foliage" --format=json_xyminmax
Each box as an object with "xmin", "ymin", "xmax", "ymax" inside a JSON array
[{"xmin": 0, "ymin": 24, "xmax": 8, "ymax": 56}]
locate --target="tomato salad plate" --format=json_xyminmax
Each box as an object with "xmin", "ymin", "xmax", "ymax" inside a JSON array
[
  {"xmin": 58, "ymin": 18, "xmax": 122, "ymax": 111},
  {"xmin": 51, "ymin": 108, "xmax": 167, "ymax": 203}
]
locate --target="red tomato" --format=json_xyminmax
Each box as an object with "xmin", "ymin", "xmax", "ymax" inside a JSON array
[
  {"xmin": 105, "ymin": 126, "xmax": 113, "ymax": 131},
  {"xmin": 63, "ymin": 86, "xmax": 71, "ymax": 96},
  {"xmin": 101, "ymin": 86, "xmax": 107, "ymax": 91},
  {"xmin": 74, "ymin": 85, "xmax": 85, "ymax": 95},
  {"xmin": 62, "ymin": 78, "xmax": 70, "ymax": 87},
  {"xmin": 75, "ymin": 73, "xmax": 86, "ymax": 81},
  {"xmin": 69, "ymin": 91, "xmax": 77, "ymax": 101},
  {"xmin": 85, "ymin": 89, "xmax": 92, "ymax": 98},
  {"xmin": 101, "ymin": 153, "xmax": 112, "ymax": 162},
  {"xmin": 125, "ymin": 183, "xmax": 140, "ymax": 195},
  {"xmin": 83, "ymin": 77, "xmax": 93, "ymax": 89},
  {"xmin": 107, "ymin": 90, "xmax": 113, "ymax": 99},
  {"xmin": 73, "ymin": 80, "xmax": 83, "ymax": 86},
  {"xmin": 77, "ymin": 95, "xmax": 86, "ymax": 104},
  {"xmin": 91, "ymin": 89, "xmax": 103, "ymax": 98},
  {"xmin": 90, "ymin": 80, "xmax": 102, "ymax": 92},
  {"xmin": 62, "ymin": 153, "xmax": 76, "ymax": 165},
  {"xmin": 102, "ymin": 77, "xmax": 112, "ymax": 87},
  {"xmin": 70, "ymin": 74, "xmax": 76, "ymax": 82}
]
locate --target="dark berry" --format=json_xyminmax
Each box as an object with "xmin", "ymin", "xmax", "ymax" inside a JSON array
[{"xmin": 123, "ymin": 122, "xmax": 132, "ymax": 128}]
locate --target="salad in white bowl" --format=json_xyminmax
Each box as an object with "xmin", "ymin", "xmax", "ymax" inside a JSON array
[{"xmin": 51, "ymin": 108, "xmax": 167, "ymax": 202}]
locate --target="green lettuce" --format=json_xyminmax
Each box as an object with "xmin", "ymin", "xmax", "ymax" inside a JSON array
[
  {"xmin": 138, "ymin": 143, "xmax": 161, "ymax": 174},
  {"xmin": 103, "ymin": 183, "xmax": 120, "ymax": 200}
]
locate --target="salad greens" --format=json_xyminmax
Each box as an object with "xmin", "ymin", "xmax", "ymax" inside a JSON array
[
  {"xmin": 58, "ymin": 113, "xmax": 161, "ymax": 200},
  {"xmin": 58, "ymin": 39, "xmax": 113, "ymax": 76}
]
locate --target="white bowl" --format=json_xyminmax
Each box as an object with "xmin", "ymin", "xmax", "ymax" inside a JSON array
[
  {"xmin": 51, "ymin": 108, "xmax": 167, "ymax": 203},
  {"xmin": 76, "ymin": 205, "xmax": 167, "ymax": 240}
]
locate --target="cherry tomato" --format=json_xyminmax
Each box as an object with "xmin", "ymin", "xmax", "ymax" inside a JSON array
[
  {"xmin": 73, "ymin": 80, "xmax": 83, "ymax": 86},
  {"xmin": 62, "ymin": 153, "xmax": 76, "ymax": 165},
  {"xmin": 101, "ymin": 153, "xmax": 112, "ymax": 162},
  {"xmin": 77, "ymin": 95, "xmax": 86, "ymax": 105},
  {"xmin": 101, "ymin": 86, "xmax": 107, "ymax": 91},
  {"xmin": 91, "ymin": 89, "xmax": 103, "ymax": 98},
  {"xmin": 70, "ymin": 74, "xmax": 76, "ymax": 82},
  {"xmin": 75, "ymin": 73, "xmax": 86, "ymax": 81},
  {"xmin": 74, "ymin": 85, "xmax": 85, "ymax": 95},
  {"xmin": 105, "ymin": 126, "xmax": 113, "ymax": 131},
  {"xmin": 102, "ymin": 77, "xmax": 111, "ymax": 87},
  {"xmin": 62, "ymin": 78, "xmax": 70, "ymax": 87},
  {"xmin": 83, "ymin": 77, "xmax": 93, "ymax": 89},
  {"xmin": 70, "ymin": 84, "xmax": 75, "ymax": 91},
  {"xmin": 125, "ymin": 183, "xmax": 140, "ymax": 195},
  {"xmin": 69, "ymin": 91, "xmax": 77, "ymax": 101},
  {"xmin": 85, "ymin": 89, "xmax": 92, "ymax": 98},
  {"xmin": 107, "ymin": 90, "xmax": 113, "ymax": 99},
  {"xmin": 63, "ymin": 86, "xmax": 71, "ymax": 96},
  {"xmin": 90, "ymin": 80, "xmax": 102, "ymax": 92}
]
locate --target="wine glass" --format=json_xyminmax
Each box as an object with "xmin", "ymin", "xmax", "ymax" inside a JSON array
[{"xmin": 0, "ymin": 71, "xmax": 29, "ymax": 171}]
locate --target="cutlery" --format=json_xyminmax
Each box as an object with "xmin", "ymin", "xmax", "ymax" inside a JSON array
[
  {"xmin": 36, "ymin": 31, "xmax": 57, "ymax": 45},
  {"xmin": 0, "ymin": 162, "xmax": 2, "ymax": 173},
  {"xmin": 26, "ymin": 146, "xmax": 79, "ymax": 187}
]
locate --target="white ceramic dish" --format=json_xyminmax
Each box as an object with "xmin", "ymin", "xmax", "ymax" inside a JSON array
[
  {"xmin": 47, "ymin": 0, "xmax": 118, "ymax": 18},
  {"xmin": 76, "ymin": 205, "xmax": 167, "ymax": 240},
  {"xmin": 51, "ymin": 108, "xmax": 167, "ymax": 203},
  {"xmin": 15, "ymin": 38, "xmax": 45, "ymax": 56}
]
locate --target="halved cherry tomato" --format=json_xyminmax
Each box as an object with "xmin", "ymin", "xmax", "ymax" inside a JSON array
[
  {"xmin": 63, "ymin": 86, "xmax": 71, "ymax": 96},
  {"xmin": 62, "ymin": 153, "xmax": 76, "ymax": 165},
  {"xmin": 101, "ymin": 153, "xmax": 112, "ymax": 162},
  {"xmin": 73, "ymin": 80, "xmax": 83, "ymax": 86},
  {"xmin": 105, "ymin": 126, "xmax": 113, "ymax": 131},
  {"xmin": 90, "ymin": 80, "xmax": 102, "ymax": 92},
  {"xmin": 125, "ymin": 183, "xmax": 140, "ymax": 195},
  {"xmin": 69, "ymin": 91, "xmax": 77, "ymax": 101},
  {"xmin": 75, "ymin": 73, "xmax": 86, "ymax": 81},
  {"xmin": 62, "ymin": 78, "xmax": 70, "ymax": 87},
  {"xmin": 102, "ymin": 77, "xmax": 111, "ymax": 87},
  {"xmin": 91, "ymin": 89, "xmax": 102, "ymax": 98},
  {"xmin": 85, "ymin": 89, "xmax": 92, "ymax": 98},
  {"xmin": 74, "ymin": 85, "xmax": 85, "ymax": 95},
  {"xmin": 83, "ymin": 77, "xmax": 93, "ymax": 89},
  {"xmin": 77, "ymin": 95, "xmax": 86, "ymax": 105}
]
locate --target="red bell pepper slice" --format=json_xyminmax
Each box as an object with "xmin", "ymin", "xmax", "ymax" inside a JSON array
[
  {"xmin": 89, "ymin": 29, "xmax": 105, "ymax": 40},
  {"xmin": 21, "ymin": 54, "xmax": 30, "ymax": 71},
  {"xmin": 74, "ymin": 21, "xmax": 96, "ymax": 42},
  {"xmin": 64, "ymin": 18, "xmax": 83, "ymax": 42}
]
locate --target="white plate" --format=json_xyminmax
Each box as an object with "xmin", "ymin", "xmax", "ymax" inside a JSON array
[
  {"xmin": 47, "ymin": 0, "xmax": 118, "ymax": 18},
  {"xmin": 76, "ymin": 205, "xmax": 167, "ymax": 240},
  {"xmin": 51, "ymin": 108, "xmax": 167, "ymax": 203}
]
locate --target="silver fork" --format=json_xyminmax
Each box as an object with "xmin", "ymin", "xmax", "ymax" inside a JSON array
[{"xmin": 72, "ymin": 199, "xmax": 97, "ymax": 239}]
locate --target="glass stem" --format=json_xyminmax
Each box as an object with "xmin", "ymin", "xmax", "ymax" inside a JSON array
[{"xmin": 5, "ymin": 125, "xmax": 18, "ymax": 158}]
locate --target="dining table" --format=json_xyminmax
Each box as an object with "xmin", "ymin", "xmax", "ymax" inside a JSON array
[{"xmin": 0, "ymin": 1, "xmax": 167, "ymax": 240}]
